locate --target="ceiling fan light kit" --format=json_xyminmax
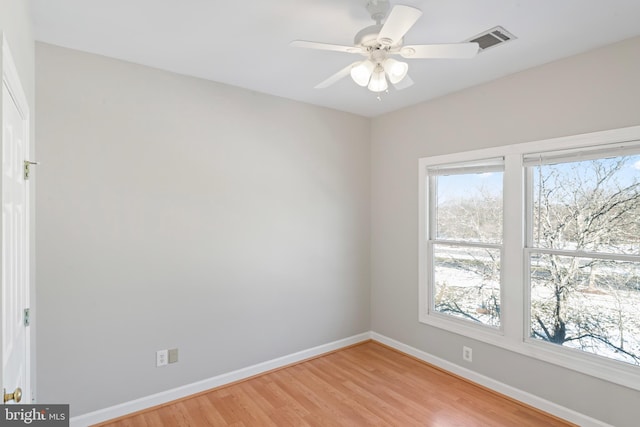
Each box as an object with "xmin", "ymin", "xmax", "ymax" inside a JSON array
[
  {"xmin": 291, "ymin": 0, "xmax": 479, "ymax": 94},
  {"xmin": 351, "ymin": 60, "xmax": 375, "ymax": 87},
  {"xmin": 349, "ymin": 57, "xmax": 407, "ymax": 89},
  {"xmin": 383, "ymin": 58, "xmax": 408, "ymax": 84},
  {"xmin": 368, "ymin": 65, "xmax": 388, "ymax": 92}
]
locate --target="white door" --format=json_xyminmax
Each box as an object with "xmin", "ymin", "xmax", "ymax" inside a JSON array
[{"xmin": 1, "ymin": 38, "xmax": 31, "ymax": 405}]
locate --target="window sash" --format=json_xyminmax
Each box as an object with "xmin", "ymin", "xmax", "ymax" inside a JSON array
[
  {"xmin": 426, "ymin": 162, "xmax": 504, "ymax": 329},
  {"xmin": 524, "ymin": 149, "xmax": 640, "ymax": 254},
  {"xmin": 429, "ymin": 241, "xmax": 503, "ymax": 329},
  {"xmin": 524, "ymin": 248, "xmax": 640, "ymax": 366},
  {"xmin": 428, "ymin": 171, "xmax": 504, "ymax": 243}
]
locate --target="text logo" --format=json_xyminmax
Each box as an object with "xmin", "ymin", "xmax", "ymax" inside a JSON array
[{"xmin": 1, "ymin": 405, "xmax": 69, "ymax": 426}]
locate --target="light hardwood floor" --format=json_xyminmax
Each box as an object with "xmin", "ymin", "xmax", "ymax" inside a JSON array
[{"xmin": 96, "ymin": 341, "xmax": 575, "ymax": 426}]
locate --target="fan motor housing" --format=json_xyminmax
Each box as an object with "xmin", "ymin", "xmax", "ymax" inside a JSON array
[
  {"xmin": 354, "ymin": 24, "xmax": 402, "ymax": 49},
  {"xmin": 354, "ymin": 24, "xmax": 383, "ymax": 47}
]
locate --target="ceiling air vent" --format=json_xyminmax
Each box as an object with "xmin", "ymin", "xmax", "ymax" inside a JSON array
[{"xmin": 467, "ymin": 26, "xmax": 516, "ymax": 52}]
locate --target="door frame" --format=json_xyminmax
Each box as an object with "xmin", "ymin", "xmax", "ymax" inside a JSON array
[{"xmin": 0, "ymin": 33, "xmax": 34, "ymax": 403}]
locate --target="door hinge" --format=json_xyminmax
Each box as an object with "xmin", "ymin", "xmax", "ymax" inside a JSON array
[
  {"xmin": 24, "ymin": 160, "xmax": 40, "ymax": 181},
  {"xmin": 23, "ymin": 308, "xmax": 30, "ymax": 327}
]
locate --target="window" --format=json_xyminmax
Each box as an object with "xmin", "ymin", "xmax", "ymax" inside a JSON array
[
  {"xmin": 418, "ymin": 126, "xmax": 640, "ymax": 391},
  {"xmin": 526, "ymin": 149, "xmax": 640, "ymax": 366},
  {"xmin": 427, "ymin": 160, "xmax": 503, "ymax": 329}
]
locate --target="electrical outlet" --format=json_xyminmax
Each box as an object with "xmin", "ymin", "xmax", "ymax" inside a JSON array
[
  {"xmin": 168, "ymin": 348, "xmax": 178, "ymax": 364},
  {"xmin": 156, "ymin": 349, "xmax": 168, "ymax": 367},
  {"xmin": 463, "ymin": 346, "xmax": 473, "ymax": 362}
]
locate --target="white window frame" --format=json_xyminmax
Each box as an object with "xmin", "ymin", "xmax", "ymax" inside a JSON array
[
  {"xmin": 423, "ymin": 158, "xmax": 505, "ymax": 337},
  {"xmin": 418, "ymin": 125, "xmax": 640, "ymax": 391}
]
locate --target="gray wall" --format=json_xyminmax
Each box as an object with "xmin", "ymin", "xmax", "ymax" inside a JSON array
[
  {"xmin": 0, "ymin": 0, "xmax": 36, "ymax": 401},
  {"xmin": 370, "ymin": 36, "xmax": 640, "ymax": 427},
  {"xmin": 35, "ymin": 43, "xmax": 371, "ymax": 415}
]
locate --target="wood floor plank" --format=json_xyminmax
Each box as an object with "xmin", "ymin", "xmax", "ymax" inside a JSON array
[{"xmin": 95, "ymin": 341, "xmax": 575, "ymax": 427}]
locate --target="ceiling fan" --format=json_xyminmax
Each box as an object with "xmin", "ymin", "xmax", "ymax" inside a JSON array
[{"xmin": 291, "ymin": 0, "xmax": 479, "ymax": 93}]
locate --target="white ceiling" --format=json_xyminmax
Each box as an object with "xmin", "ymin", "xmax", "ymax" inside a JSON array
[{"xmin": 30, "ymin": 0, "xmax": 640, "ymax": 117}]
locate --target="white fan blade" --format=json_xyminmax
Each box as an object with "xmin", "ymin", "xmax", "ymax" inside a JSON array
[
  {"xmin": 314, "ymin": 62, "xmax": 358, "ymax": 89},
  {"xmin": 393, "ymin": 74, "xmax": 414, "ymax": 91},
  {"xmin": 290, "ymin": 40, "xmax": 362, "ymax": 54},
  {"xmin": 400, "ymin": 43, "xmax": 479, "ymax": 59},
  {"xmin": 377, "ymin": 5, "xmax": 423, "ymax": 46}
]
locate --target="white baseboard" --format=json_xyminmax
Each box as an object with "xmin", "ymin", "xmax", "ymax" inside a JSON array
[
  {"xmin": 70, "ymin": 332, "xmax": 371, "ymax": 427},
  {"xmin": 72, "ymin": 331, "xmax": 607, "ymax": 427},
  {"xmin": 370, "ymin": 332, "xmax": 612, "ymax": 427}
]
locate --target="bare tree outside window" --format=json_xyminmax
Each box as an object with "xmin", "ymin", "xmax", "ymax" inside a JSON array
[
  {"xmin": 529, "ymin": 156, "xmax": 640, "ymax": 365},
  {"xmin": 421, "ymin": 134, "xmax": 640, "ymax": 389},
  {"xmin": 429, "ymin": 155, "xmax": 640, "ymax": 365},
  {"xmin": 431, "ymin": 171, "xmax": 503, "ymax": 327}
]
